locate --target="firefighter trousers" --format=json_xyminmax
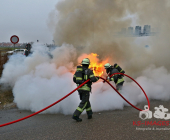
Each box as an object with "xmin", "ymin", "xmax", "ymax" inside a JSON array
[
  {"xmin": 73, "ymin": 90, "xmax": 93, "ymax": 117},
  {"xmin": 116, "ymin": 81, "xmax": 124, "ymax": 91}
]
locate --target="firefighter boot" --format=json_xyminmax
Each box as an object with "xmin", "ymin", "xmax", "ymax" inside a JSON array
[
  {"xmin": 87, "ymin": 111, "xmax": 93, "ymax": 119},
  {"xmin": 87, "ymin": 108, "xmax": 93, "ymax": 119},
  {"xmin": 72, "ymin": 115, "xmax": 82, "ymax": 122}
]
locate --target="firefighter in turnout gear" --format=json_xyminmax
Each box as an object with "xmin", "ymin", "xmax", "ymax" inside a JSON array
[
  {"xmin": 72, "ymin": 58, "xmax": 99, "ymax": 122},
  {"xmin": 104, "ymin": 63, "xmax": 125, "ymax": 91},
  {"xmin": 25, "ymin": 43, "xmax": 32, "ymax": 57}
]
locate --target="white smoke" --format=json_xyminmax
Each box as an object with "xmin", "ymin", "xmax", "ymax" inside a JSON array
[
  {"xmin": 1, "ymin": 43, "xmax": 170, "ymax": 115},
  {"xmin": 91, "ymin": 65, "xmax": 170, "ymax": 112}
]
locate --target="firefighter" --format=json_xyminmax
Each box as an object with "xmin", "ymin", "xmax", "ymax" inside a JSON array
[
  {"xmin": 72, "ymin": 58, "xmax": 99, "ymax": 122},
  {"xmin": 25, "ymin": 43, "xmax": 31, "ymax": 51},
  {"xmin": 104, "ymin": 63, "xmax": 125, "ymax": 91},
  {"xmin": 25, "ymin": 43, "xmax": 32, "ymax": 56}
]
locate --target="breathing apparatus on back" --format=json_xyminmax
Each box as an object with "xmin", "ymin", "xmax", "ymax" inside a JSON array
[{"xmin": 75, "ymin": 58, "xmax": 90, "ymax": 84}]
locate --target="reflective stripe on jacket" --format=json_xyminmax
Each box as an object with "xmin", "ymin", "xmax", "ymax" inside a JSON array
[{"xmin": 73, "ymin": 67, "xmax": 98, "ymax": 91}]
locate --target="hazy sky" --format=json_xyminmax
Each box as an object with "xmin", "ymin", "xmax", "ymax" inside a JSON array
[{"xmin": 0, "ymin": 0, "xmax": 59, "ymax": 44}]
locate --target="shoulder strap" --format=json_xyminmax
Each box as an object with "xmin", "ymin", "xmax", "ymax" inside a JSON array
[
  {"xmin": 84, "ymin": 69, "xmax": 90, "ymax": 80},
  {"xmin": 84, "ymin": 69, "xmax": 88, "ymax": 75}
]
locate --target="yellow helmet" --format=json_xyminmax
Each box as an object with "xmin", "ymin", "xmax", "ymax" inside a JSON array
[
  {"xmin": 81, "ymin": 58, "xmax": 90, "ymax": 65},
  {"xmin": 104, "ymin": 63, "xmax": 111, "ymax": 69}
]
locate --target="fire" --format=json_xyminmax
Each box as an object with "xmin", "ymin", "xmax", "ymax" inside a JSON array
[{"xmin": 87, "ymin": 53, "xmax": 108, "ymax": 76}]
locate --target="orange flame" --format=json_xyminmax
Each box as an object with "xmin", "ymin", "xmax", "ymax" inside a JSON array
[{"xmin": 87, "ymin": 53, "xmax": 108, "ymax": 76}]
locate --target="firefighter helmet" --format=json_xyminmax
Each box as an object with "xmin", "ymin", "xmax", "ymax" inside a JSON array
[
  {"xmin": 104, "ymin": 63, "xmax": 111, "ymax": 69},
  {"xmin": 81, "ymin": 58, "xmax": 90, "ymax": 65}
]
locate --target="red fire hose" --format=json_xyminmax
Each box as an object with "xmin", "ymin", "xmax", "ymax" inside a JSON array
[
  {"xmin": 103, "ymin": 73, "xmax": 150, "ymax": 111},
  {"xmin": 0, "ymin": 74, "xmax": 150, "ymax": 127},
  {"xmin": 0, "ymin": 79, "xmax": 90, "ymax": 127}
]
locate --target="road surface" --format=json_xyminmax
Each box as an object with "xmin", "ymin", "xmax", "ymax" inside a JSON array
[{"xmin": 1, "ymin": 100, "xmax": 170, "ymax": 140}]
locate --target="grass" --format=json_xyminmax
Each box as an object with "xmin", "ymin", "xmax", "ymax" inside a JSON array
[
  {"xmin": 0, "ymin": 47, "xmax": 23, "ymax": 55},
  {"xmin": 0, "ymin": 47, "xmax": 24, "ymax": 51},
  {"xmin": 0, "ymin": 47, "xmax": 12, "ymax": 50},
  {"xmin": 0, "ymin": 48, "xmax": 13, "ymax": 54}
]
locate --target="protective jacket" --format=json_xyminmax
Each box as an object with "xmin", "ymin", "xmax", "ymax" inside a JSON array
[
  {"xmin": 113, "ymin": 63, "xmax": 125, "ymax": 74},
  {"xmin": 25, "ymin": 44, "xmax": 31, "ymax": 51},
  {"xmin": 109, "ymin": 64, "xmax": 124, "ymax": 85},
  {"xmin": 73, "ymin": 66, "xmax": 99, "ymax": 91},
  {"xmin": 25, "ymin": 44, "xmax": 32, "ymax": 57},
  {"xmin": 108, "ymin": 68, "xmax": 119, "ymax": 83}
]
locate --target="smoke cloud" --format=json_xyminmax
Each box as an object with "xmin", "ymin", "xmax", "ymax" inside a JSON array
[
  {"xmin": 1, "ymin": 0, "xmax": 170, "ymax": 114},
  {"xmin": 0, "ymin": 43, "xmax": 170, "ymax": 115},
  {"xmin": 49, "ymin": 0, "xmax": 170, "ymax": 77}
]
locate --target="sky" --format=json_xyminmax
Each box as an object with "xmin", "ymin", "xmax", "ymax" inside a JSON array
[{"xmin": 0, "ymin": 0, "xmax": 59, "ymax": 44}]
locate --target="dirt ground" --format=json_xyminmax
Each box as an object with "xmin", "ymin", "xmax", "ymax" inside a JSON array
[{"xmin": 0, "ymin": 86, "xmax": 16, "ymax": 110}]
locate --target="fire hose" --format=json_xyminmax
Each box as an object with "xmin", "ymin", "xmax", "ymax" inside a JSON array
[
  {"xmin": 0, "ymin": 74, "xmax": 150, "ymax": 127},
  {"xmin": 102, "ymin": 73, "xmax": 150, "ymax": 111}
]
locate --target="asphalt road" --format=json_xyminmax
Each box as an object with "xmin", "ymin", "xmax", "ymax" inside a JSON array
[{"xmin": 1, "ymin": 100, "xmax": 170, "ymax": 140}]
